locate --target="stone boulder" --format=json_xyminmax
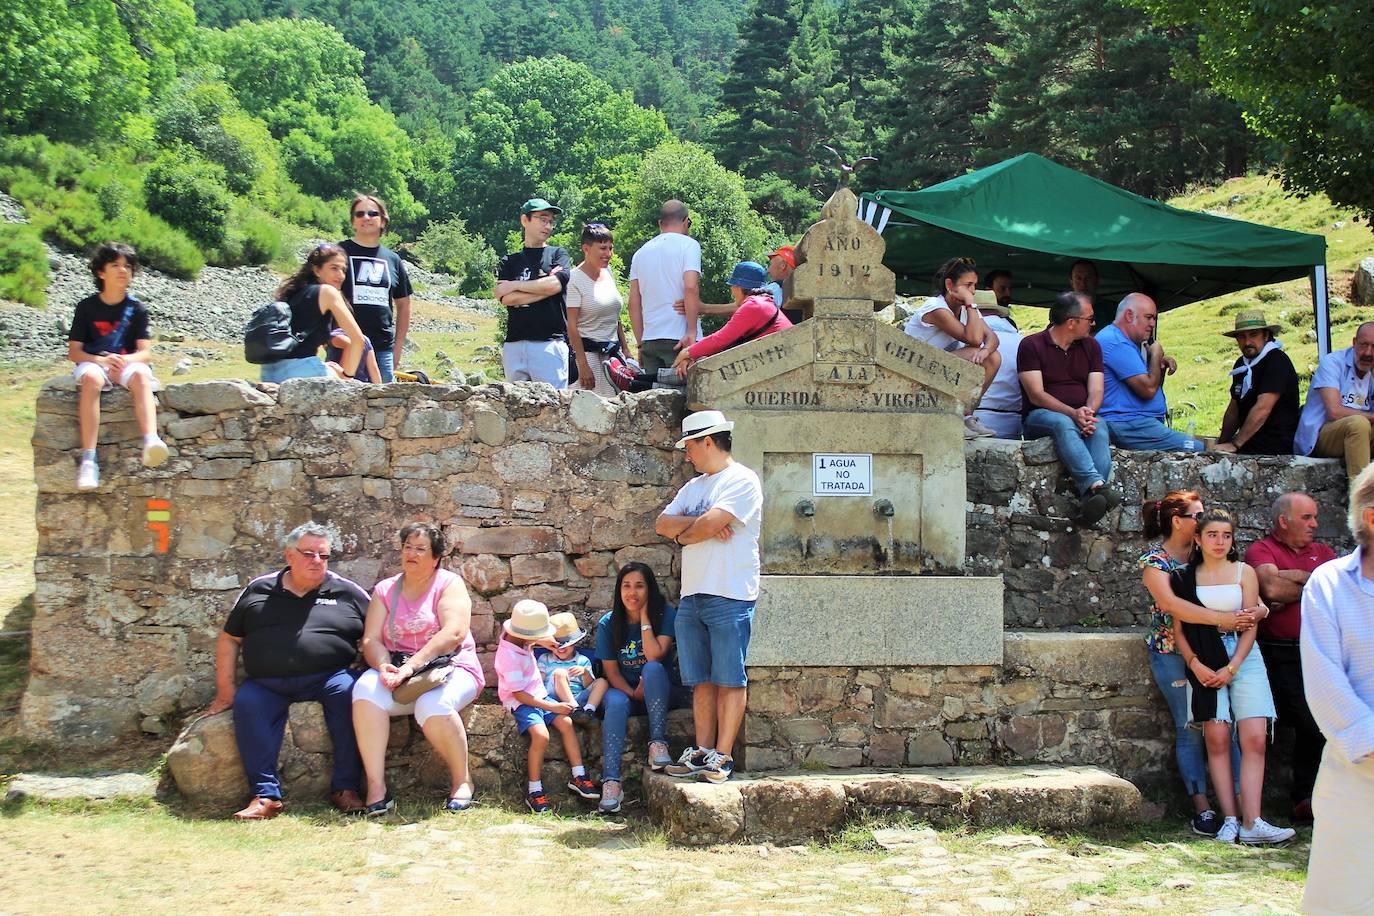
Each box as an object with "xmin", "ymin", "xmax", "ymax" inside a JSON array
[
  {"xmin": 166, "ymin": 712, "xmax": 250, "ymax": 810},
  {"xmin": 1353, "ymin": 257, "xmax": 1374, "ymax": 306},
  {"xmin": 161, "ymin": 380, "xmax": 274, "ymax": 414}
]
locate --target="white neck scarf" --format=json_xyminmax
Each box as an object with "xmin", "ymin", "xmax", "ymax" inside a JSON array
[{"xmin": 1230, "ymin": 339, "xmax": 1283, "ymax": 398}]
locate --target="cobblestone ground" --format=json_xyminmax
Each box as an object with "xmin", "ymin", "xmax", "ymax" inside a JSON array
[{"xmin": 0, "ymin": 799, "xmax": 1307, "ymax": 914}]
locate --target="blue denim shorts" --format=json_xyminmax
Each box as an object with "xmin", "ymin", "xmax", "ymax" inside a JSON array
[
  {"xmin": 676, "ymin": 593, "xmax": 756, "ymax": 688},
  {"xmin": 261, "ymin": 355, "xmax": 328, "ymax": 383},
  {"xmin": 1188, "ymin": 633, "xmax": 1277, "ymax": 724},
  {"xmin": 512, "ymin": 703, "xmax": 561, "ymax": 734}
]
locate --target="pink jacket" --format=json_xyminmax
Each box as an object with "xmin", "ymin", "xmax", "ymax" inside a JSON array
[{"xmin": 688, "ymin": 294, "xmax": 792, "ymax": 360}]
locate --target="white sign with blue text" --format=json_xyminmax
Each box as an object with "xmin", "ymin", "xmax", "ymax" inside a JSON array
[{"xmin": 812, "ymin": 453, "xmax": 873, "ymax": 496}]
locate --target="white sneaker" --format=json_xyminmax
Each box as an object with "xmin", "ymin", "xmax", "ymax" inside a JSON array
[
  {"xmin": 141, "ymin": 436, "xmax": 169, "ymax": 468},
  {"xmin": 1215, "ymin": 816, "xmax": 1239, "ymax": 843},
  {"xmin": 964, "ymin": 415, "xmax": 996, "ymax": 438},
  {"xmin": 1239, "ymin": 817, "xmax": 1296, "ymax": 845},
  {"xmin": 76, "ymin": 460, "xmax": 100, "ymax": 491}
]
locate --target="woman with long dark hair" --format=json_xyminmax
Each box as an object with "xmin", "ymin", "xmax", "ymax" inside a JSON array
[
  {"xmin": 903, "ymin": 256, "xmax": 1000, "ymax": 439},
  {"xmin": 593, "ymin": 562, "xmax": 690, "ymax": 813},
  {"xmin": 262, "ymin": 243, "xmax": 365, "ymax": 383}
]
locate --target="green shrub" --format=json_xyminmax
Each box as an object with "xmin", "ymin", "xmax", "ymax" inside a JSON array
[
  {"xmin": 143, "ymin": 147, "xmax": 232, "ymax": 246},
  {"xmin": 415, "ymin": 217, "xmax": 498, "ymax": 295},
  {"xmin": 0, "ymin": 223, "xmax": 50, "ymax": 307},
  {"xmin": 28, "ymin": 187, "xmax": 109, "ymax": 250},
  {"xmin": 112, "ymin": 211, "xmax": 204, "ymax": 279},
  {"xmin": 96, "ymin": 181, "xmax": 131, "ymax": 221},
  {"xmin": 213, "ymin": 203, "xmax": 285, "ymax": 266}
]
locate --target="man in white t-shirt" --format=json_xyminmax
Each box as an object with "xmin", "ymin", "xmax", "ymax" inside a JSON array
[
  {"xmin": 655, "ymin": 410, "xmax": 763, "ymax": 784},
  {"xmin": 629, "ymin": 200, "xmax": 702, "ymax": 373}
]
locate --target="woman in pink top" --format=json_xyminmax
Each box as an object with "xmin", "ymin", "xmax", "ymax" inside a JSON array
[
  {"xmin": 672, "ymin": 261, "xmax": 790, "ymax": 373},
  {"xmin": 352, "ymin": 522, "xmax": 485, "ymax": 814}
]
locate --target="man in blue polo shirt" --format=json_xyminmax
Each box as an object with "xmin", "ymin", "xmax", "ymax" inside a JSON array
[{"xmin": 1096, "ymin": 293, "xmax": 1204, "ymax": 452}]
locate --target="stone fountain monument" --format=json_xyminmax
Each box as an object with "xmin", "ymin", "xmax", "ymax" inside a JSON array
[{"xmin": 686, "ymin": 187, "xmax": 1003, "ymax": 669}]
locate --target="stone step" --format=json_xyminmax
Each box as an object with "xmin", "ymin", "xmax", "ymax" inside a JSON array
[
  {"xmin": 5, "ymin": 772, "xmax": 157, "ymax": 803},
  {"xmin": 644, "ymin": 764, "xmax": 1142, "ymax": 846}
]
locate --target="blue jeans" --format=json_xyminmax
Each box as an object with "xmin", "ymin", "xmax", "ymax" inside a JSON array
[
  {"xmin": 233, "ymin": 668, "xmax": 362, "ymax": 799},
  {"xmin": 260, "ymin": 355, "xmax": 328, "ymax": 383},
  {"xmin": 1106, "ymin": 416, "xmax": 1204, "ymax": 453},
  {"xmin": 372, "ymin": 348, "xmax": 395, "ymax": 383},
  {"xmin": 600, "ymin": 660, "xmax": 691, "ymax": 781},
  {"xmin": 676, "ymin": 594, "xmax": 756, "ymax": 688},
  {"xmin": 1023, "ymin": 407, "xmax": 1112, "ymax": 496},
  {"xmin": 1150, "ymin": 650, "xmax": 1240, "ymax": 797}
]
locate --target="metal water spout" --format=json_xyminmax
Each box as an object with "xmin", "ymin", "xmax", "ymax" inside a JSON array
[
  {"xmin": 873, "ymin": 498, "xmax": 895, "ymax": 518},
  {"xmin": 795, "ymin": 499, "xmax": 816, "ymax": 518}
]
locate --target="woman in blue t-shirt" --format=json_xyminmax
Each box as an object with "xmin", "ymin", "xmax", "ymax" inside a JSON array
[{"xmin": 594, "ymin": 562, "xmax": 690, "ymax": 813}]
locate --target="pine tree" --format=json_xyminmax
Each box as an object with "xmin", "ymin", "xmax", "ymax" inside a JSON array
[
  {"xmin": 834, "ymin": 0, "xmax": 915, "ymax": 164},
  {"xmin": 868, "ymin": 0, "xmax": 1001, "ymax": 191},
  {"xmin": 711, "ymin": 0, "xmax": 858, "ymax": 192},
  {"xmin": 975, "ymin": 0, "xmax": 1247, "ymax": 197}
]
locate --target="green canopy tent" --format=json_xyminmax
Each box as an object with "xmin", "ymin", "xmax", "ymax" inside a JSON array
[{"xmin": 859, "ymin": 153, "xmax": 1333, "ymax": 353}]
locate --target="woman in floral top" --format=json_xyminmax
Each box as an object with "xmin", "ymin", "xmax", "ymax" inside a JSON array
[{"xmin": 1139, "ymin": 489, "xmax": 1245, "ymax": 837}]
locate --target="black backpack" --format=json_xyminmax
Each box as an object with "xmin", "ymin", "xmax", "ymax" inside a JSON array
[{"xmin": 243, "ymin": 300, "xmax": 324, "ymax": 365}]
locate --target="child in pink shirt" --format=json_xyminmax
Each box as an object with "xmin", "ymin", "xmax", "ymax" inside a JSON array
[{"xmin": 494, "ymin": 599, "xmax": 598, "ymax": 812}]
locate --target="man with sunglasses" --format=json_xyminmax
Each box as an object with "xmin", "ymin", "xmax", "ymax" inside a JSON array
[
  {"xmin": 1245, "ymin": 492, "xmax": 1336, "ymax": 824},
  {"xmin": 1018, "ymin": 290, "xmax": 1119, "ymax": 526},
  {"xmin": 206, "ymin": 522, "xmax": 371, "ymax": 820},
  {"xmin": 339, "ymin": 194, "xmax": 412, "ymax": 382},
  {"xmin": 495, "ymin": 198, "xmax": 572, "ymax": 387}
]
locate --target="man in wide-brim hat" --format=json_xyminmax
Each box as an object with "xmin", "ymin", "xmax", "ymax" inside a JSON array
[{"xmin": 1215, "ymin": 309, "xmax": 1301, "ymax": 455}]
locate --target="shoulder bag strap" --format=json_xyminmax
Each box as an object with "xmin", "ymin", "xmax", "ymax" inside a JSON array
[
  {"xmin": 735, "ymin": 301, "xmax": 783, "ymax": 347},
  {"xmin": 107, "ymin": 302, "xmax": 138, "ymax": 353}
]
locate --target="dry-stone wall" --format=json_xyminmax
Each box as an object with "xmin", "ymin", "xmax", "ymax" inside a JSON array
[
  {"xmin": 23, "ymin": 375, "xmax": 1355, "ymax": 780},
  {"xmin": 24, "ymin": 378, "xmax": 687, "ymax": 747}
]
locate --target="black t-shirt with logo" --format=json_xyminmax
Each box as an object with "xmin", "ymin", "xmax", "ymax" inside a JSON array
[
  {"xmin": 66, "ymin": 294, "xmax": 150, "ymax": 355},
  {"xmin": 1229, "ymin": 348, "xmax": 1301, "ymax": 454},
  {"xmin": 338, "ymin": 239, "xmax": 412, "ymax": 351},
  {"xmin": 496, "ymin": 245, "xmax": 571, "ymax": 343},
  {"xmin": 224, "ymin": 569, "xmax": 370, "ymax": 678}
]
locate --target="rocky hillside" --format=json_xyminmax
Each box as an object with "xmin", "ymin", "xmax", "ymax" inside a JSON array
[{"xmin": 0, "ymin": 193, "xmax": 490, "ymax": 363}]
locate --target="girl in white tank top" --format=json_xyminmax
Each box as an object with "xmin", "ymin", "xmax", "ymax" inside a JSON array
[{"xmin": 1171, "ymin": 509, "xmax": 1292, "ymax": 844}]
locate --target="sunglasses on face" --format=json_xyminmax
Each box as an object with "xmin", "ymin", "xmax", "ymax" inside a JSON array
[
  {"xmin": 353, "ymin": 210, "xmax": 381, "ymax": 218},
  {"xmin": 294, "ymin": 549, "xmax": 331, "ymax": 561}
]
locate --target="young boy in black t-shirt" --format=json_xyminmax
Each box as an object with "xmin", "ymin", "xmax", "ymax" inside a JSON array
[{"xmin": 67, "ymin": 242, "xmax": 168, "ymax": 490}]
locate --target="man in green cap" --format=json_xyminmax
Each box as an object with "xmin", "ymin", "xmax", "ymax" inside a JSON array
[
  {"xmin": 1216, "ymin": 309, "xmax": 1301, "ymax": 454},
  {"xmin": 495, "ymin": 198, "xmax": 572, "ymax": 387}
]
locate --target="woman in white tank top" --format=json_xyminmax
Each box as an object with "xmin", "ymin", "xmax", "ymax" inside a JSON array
[
  {"xmin": 1169, "ymin": 509, "xmax": 1294, "ymax": 845},
  {"xmin": 900, "ymin": 257, "xmax": 1002, "ymax": 439}
]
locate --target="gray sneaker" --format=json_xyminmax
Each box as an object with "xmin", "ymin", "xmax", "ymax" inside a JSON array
[
  {"xmin": 76, "ymin": 459, "xmax": 99, "ymax": 491},
  {"xmin": 1215, "ymin": 816, "xmax": 1239, "ymax": 843},
  {"xmin": 598, "ymin": 779, "xmax": 622, "ymax": 814},
  {"xmin": 648, "ymin": 740, "xmax": 672, "ymax": 771}
]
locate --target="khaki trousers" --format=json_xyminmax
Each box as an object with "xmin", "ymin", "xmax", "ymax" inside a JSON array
[
  {"xmin": 1312, "ymin": 414, "xmax": 1374, "ymax": 478},
  {"xmin": 1303, "ymin": 746, "xmax": 1374, "ymax": 914}
]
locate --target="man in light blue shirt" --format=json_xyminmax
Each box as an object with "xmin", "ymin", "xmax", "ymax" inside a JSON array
[
  {"xmin": 1096, "ymin": 293, "xmax": 1204, "ymax": 452},
  {"xmin": 1293, "ymin": 321, "xmax": 1374, "ymax": 477},
  {"xmin": 1300, "ymin": 462, "xmax": 1374, "ymax": 913}
]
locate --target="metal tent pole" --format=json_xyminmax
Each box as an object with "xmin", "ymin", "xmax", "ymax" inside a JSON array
[{"xmin": 1311, "ymin": 264, "xmax": 1331, "ymax": 356}]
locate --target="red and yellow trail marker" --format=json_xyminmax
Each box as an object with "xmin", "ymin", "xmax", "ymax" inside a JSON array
[{"xmin": 146, "ymin": 498, "xmax": 171, "ymax": 553}]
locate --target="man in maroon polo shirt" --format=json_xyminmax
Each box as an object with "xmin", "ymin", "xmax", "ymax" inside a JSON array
[
  {"xmin": 1244, "ymin": 491, "xmax": 1337, "ymax": 823},
  {"xmin": 1017, "ymin": 290, "xmax": 1119, "ymax": 526}
]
